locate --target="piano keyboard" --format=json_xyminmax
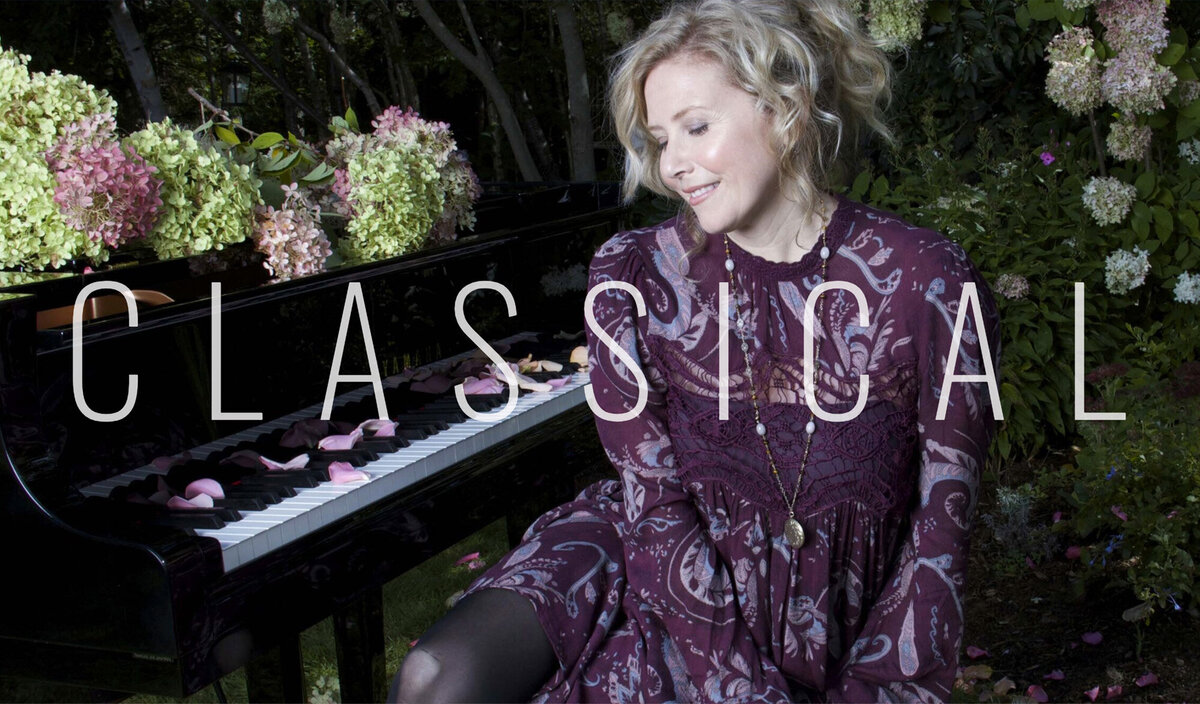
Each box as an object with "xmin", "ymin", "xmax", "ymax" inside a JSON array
[{"xmin": 80, "ymin": 345, "xmax": 591, "ymax": 572}]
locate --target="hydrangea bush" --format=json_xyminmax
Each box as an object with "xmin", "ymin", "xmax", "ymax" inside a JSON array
[
  {"xmin": 326, "ymin": 106, "xmax": 481, "ymax": 264},
  {"xmin": 126, "ymin": 118, "xmax": 261, "ymax": 260},
  {"xmin": 0, "ymin": 42, "xmax": 122, "ymax": 269},
  {"xmin": 251, "ymin": 183, "xmax": 332, "ymax": 282}
]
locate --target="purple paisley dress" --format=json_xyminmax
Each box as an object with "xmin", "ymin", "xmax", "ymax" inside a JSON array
[{"xmin": 462, "ymin": 193, "xmax": 1000, "ymax": 703}]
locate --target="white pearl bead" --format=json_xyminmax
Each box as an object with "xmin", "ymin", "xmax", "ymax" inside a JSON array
[
  {"xmin": 725, "ymin": 258, "xmax": 735, "ymax": 271},
  {"xmin": 820, "ymin": 246, "xmax": 830, "ymax": 259},
  {"xmin": 756, "ymin": 423, "xmax": 767, "ymax": 436},
  {"xmin": 806, "ymin": 420, "xmax": 816, "ymax": 434}
]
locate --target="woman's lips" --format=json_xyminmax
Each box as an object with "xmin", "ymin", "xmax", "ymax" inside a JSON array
[{"xmin": 687, "ymin": 182, "xmax": 717, "ymax": 207}]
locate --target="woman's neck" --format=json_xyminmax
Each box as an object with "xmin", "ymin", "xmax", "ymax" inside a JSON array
[{"xmin": 726, "ymin": 191, "xmax": 834, "ymax": 264}]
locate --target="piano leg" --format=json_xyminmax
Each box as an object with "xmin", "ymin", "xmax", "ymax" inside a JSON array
[
  {"xmin": 504, "ymin": 440, "xmax": 580, "ymax": 549},
  {"xmin": 334, "ymin": 587, "xmax": 387, "ymax": 704},
  {"xmin": 245, "ymin": 635, "xmax": 305, "ymax": 703}
]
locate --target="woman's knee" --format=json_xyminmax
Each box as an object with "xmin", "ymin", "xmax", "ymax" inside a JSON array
[{"xmin": 389, "ymin": 645, "xmax": 443, "ymax": 704}]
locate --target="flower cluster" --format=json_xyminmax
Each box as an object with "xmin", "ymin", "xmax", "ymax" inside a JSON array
[
  {"xmin": 1106, "ymin": 115, "xmax": 1152, "ymax": 161},
  {"xmin": 1174, "ymin": 271, "xmax": 1200, "ymax": 304},
  {"xmin": 1179, "ymin": 79, "xmax": 1200, "ymax": 104},
  {"xmin": 994, "ymin": 273, "xmax": 1031, "ymax": 300},
  {"xmin": 1045, "ymin": 27, "xmax": 1103, "ymax": 116},
  {"xmin": 326, "ymin": 106, "xmax": 480, "ymax": 263},
  {"xmin": 865, "ymin": 0, "xmax": 928, "ymax": 52},
  {"xmin": 251, "ymin": 183, "xmax": 332, "ymax": 281},
  {"xmin": 1063, "ymin": 0, "xmax": 1097, "ymax": 9},
  {"xmin": 261, "ymin": 0, "xmax": 297, "ymax": 35},
  {"xmin": 0, "ymin": 43, "xmax": 120, "ymax": 269},
  {"xmin": 1104, "ymin": 246, "xmax": 1151, "ymax": 295},
  {"xmin": 126, "ymin": 118, "xmax": 261, "ymax": 260},
  {"xmin": 44, "ymin": 113, "xmax": 162, "ymax": 249},
  {"xmin": 1097, "ymin": 0, "xmax": 1176, "ymax": 115},
  {"xmin": 1179, "ymin": 139, "xmax": 1200, "ymax": 165},
  {"xmin": 1082, "ymin": 176, "xmax": 1137, "ymax": 226}
]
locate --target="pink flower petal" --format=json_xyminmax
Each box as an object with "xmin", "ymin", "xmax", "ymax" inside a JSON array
[
  {"xmin": 1066, "ymin": 545, "xmax": 1082, "ymax": 559},
  {"xmin": 1084, "ymin": 686, "xmax": 1101, "ymax": 701},
  {"xmin": 168, "ymin": 494, "xmax": 213, "ymax": 509},
  {"xmin": 1044, "ymin": 670, "xmax": 1065, "ymax": 681},
  {"xmin": 1106, "ymin": 685, "xmax": 1122, "ymax": 700},
  {"xmin": 223, "ymin": 450, "xmax": 263, "ymax": 468},
  {"xmin": 455, "ymin": 551, "xmax": 481, "ymax": 567},
  {"xmin": 966, "ymin": 645, "xmax": 990, "ymax": 659},
  {"xmin": 1135, "ymin": 673, "xmax": 1158, "ymax": 688},
  {"xmin": 1052, "ymin": 511, "xmax": 1063, "ymax": 523},
  {"xmin": 462, "ymin": 376, "xmax": 504, "ymax": 395},
  {"xmin": 411, "ymin": 374, "xmax": 454, "ymax": 394},
  {"xmin": 1027, "ymin": 684, "xmax": 1049, "ymax": 702},
  {"xmin": 185, "ymin": 478, "xmax": 224, "ymax": 500},
  {"xmin": 467, "ymin": 559, "xmax": 485, "ymax": 571},
  {"xmin": 261, "ymin": 454, "xmax": 310, "ymax": 471},
  {"xmin": 546, "ymin": 377, "xmax": 569, "ymax": 389},
  {"xmin": 281, "ymin": 418, "xmax": 332, "ymax": 448},
  {"xmin": 1081, "ymin": 631, "xmax": 1103, "ymax": 645},
  {"xmin": 1111, "ymin": 505, "xmax": 1128, "ymax": 521},
  {"xmin": 318, "ymin": 427, "xmax": 363, "ymax": 451},
  {"xmin": 329, "ymin": 461, "xmax": 369, "ymax": 484},
  {"xmin": 358, "ymin": 419, "xmax": 396, "ymax": 437}
]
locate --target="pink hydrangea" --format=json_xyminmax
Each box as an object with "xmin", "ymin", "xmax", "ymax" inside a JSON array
[
  {"xmin": 43, "ymin": 113, "xmax": 162, "ymax": 248},
  {"xmin": 1097, "ymin": 0, "xmax": 1169, "ymax": 56},
  {"xmin": 251, "ymin": 183, "xmax": 332, "ymax": 281}
]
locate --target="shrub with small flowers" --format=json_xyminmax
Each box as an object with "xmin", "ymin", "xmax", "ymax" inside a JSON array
[
  {"xmin": 1081, "ymin": 176, "xmax": 1137, "ymax": 226},
  {"xmin": 1104, "ymin": 246, "xmax": 1151, "ymax": 295},
  {"xmin": 1045, "ymin": 27, "xmax": 1104, "ymax": 116},
  {"xmin": 251, "ymin": 183, "xmax": 332, "ymax": 282},
  {"xmin": 43, "ymin": 113, "xmax": 162, "ymax": 250},
  {"xmin": 126, "ymin": 118, "xmax": 262, "ymax": 261},
  {"xmin": 1174, "ymin": 271, "xmax": 1200, "ymax": 305},
  {"xmin": 0, "ymin": 41, "xmax": 123, "ymax": 270},
  {"xmin": 993, "ymin": 273, "xmax": 1030, "ymax": 300},
  {"xmin": 325, "ymin": 106, "xmax": 480, "ymax": 264},
  {"xmin": 864, "ymin": 0, "xmax": 929, "ymax": 52}
]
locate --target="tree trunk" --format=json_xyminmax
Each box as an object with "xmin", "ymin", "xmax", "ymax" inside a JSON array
[
  {"xmin": 108, "ymin": 0, "xmax": 166, "ymax": 124},
  {"xmin": 553, "ymin": 0, "xmax": 596, "ymax": 181},
  {"xmin": 185, "ymin": 0, "xmax": 322, "ymax": 125},
  {"xmin": 412, "ymin": 0, "xmax": 541, "ymax": 181},
  {"xmin": 295, "ymin": 30, "xmax": 330, "ymax": 128},
  {"xmin": 293, "ymin": 15, "xmax": 383, "ymax": 118}
]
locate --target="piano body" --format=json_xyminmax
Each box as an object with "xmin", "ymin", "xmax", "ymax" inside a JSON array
[{"xmin": 0, "ymin": 183, "xmax": 626, "ymax": 701}]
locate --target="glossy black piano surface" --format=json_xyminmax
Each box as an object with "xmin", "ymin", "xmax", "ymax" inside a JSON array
[{"xmin": 0, "ymin": 182, "xmax": 627, "ymax": 700}]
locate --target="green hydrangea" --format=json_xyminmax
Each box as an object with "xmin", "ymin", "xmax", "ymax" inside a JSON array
[
  {"xmin": 0, "ymin": 43, "xmax": 115, "ymax": 269},
  {"xmin": 126, "ymin": 118, "xmax": 261, "ymax": 260},
  {"xmin": 336, "ymin": 144, "xmax": 444, "ymax": 264}
]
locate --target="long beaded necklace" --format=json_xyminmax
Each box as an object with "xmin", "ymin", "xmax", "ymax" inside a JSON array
[{"xmin": 722, "ymin": 201, "xmax": 832, "ymax": 550}]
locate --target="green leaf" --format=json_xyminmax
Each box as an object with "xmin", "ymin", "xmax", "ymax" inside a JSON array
[
  {"xmin": 1180, "ymin": 209, "xmax": 1199, "ymax": 235},
  {"xmin": 1027, "ymin": 0, "xmax": 1057, "ymax": 21},
  {"xmin": 1015, "ymin": 3, "xmax": 1031, "ymax": 29},
  {"xmin": 1135, "ymin": 172, "xmax": 1156, "ymax": 199},
  {"xmin": 851, "ymin": 170, "xmax": 872, "ymax": 199},
  {"xmin": 214, "ymin": 125, "xmax": 241, "ymax": 146},
  {"xmin": 870, "ymin": 175, "xmax": 890, "ymax": 203},
  {"xmin": 1181, "ymin": 98, "xmax": 1200, "ymax": 119},
  {"xmin": 300, "ymin": 161, "xmax": 336, "ymax": 183},
  {"xmin": 288, "ymin": 132, "xmax": 300, "ymax": 147},
  {"xmin": 928, "ymin": 1, "xmax": 952, "ymax": 23},
  {"xmin": 1159, "ymin": 43, "xmax": 1186, "ymax": 66},
  {"xmin": 268, "ymin": 150, "xmax": 301, "ymax": 173},
  {"xmin": 250, "ymin": 132, "xmax": 285, "ymax": 150},
  {"xmin": 345, "ymin": 106, "xmax": 359, "ymax": 132},
  {"xmin": 1152, "ymin": 205, "xmax": 1174, "ymax": 238},
  {"xmin": 1178, "ymin": 113, "xmax": 1200, "ymax": 141},
  {"xmin": 1174, "ymin": 62, "xmax": 1198, "ymax": 82}
]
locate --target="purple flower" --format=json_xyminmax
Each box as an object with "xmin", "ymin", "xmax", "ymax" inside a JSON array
[{"xmin": 1040, "ymin": 151, "xmax": 1056, "ymax": 165}]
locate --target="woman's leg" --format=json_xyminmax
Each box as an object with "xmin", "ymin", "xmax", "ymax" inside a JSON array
[{"xmin": 389, "ymin": 588, "xmax": 558, "ymax": 703}]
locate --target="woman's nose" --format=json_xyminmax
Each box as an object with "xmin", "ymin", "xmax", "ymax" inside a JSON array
[{"xmin": 660, "ymin": 142, "xmax": 689, "ymax": 181}]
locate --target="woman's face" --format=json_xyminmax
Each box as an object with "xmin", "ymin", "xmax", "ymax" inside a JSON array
[{"xmin": 644, "ymin": 54, "xmax": 784, "ymax": 241}]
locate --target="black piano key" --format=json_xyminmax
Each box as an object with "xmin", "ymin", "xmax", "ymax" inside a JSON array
[
  {"xmin": 213, "ymin": 497, "xmax": 267, "ymax": 511},
  {"xmin": 223, "ymin": 485, "xmax": 286, "ymax": 504},
  {"xmin": 308, "ymin": 449, "xmax": 377, "ymax": 466},
  {"xmin": 232, "ymin": 480, "xmax": 299, "ymax": 497},
  {"xmin": 146, "ymin": 512, "xmax": 227, "ymax": 530},
  {"xmin": 238, "ymin": 472, "xmax": 322, "ymax": 489},
  {"xmin": 357, "ymin": 438, "xmax": 407, "ymax": 452}
]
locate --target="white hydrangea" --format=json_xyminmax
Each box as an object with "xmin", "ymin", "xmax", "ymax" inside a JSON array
[
  {"xmin": 1180, "ymin": 139, "xmax": 1200, "ymax": 165},
  {"xmin": 1063, "ymin": 0, "xmax": 1096, "ymax": 8},
  {"xmin": 1104, "ymin": 246, "xmax": 1150, "ymax": 295},
  {"xmin": 1082, "ymin": 176, "xmax": 1137, "ymax": 226},
  {"xmin": 1175, "ymin": 271, "xmax": 1200, "ymax": 304}
]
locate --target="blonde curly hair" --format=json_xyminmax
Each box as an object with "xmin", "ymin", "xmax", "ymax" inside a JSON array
[{"xmin": 609, "ymin": 0, "xmax": 895, "ymax": 241}]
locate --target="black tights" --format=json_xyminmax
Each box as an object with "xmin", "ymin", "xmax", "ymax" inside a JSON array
[{"xmin": 389, "ymin": 588, "xmax": 558, "ymax": 703}]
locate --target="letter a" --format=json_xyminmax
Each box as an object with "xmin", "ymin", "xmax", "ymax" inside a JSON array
[
  {"xmin": 937, "ymin": 282, "xmax": 1003, "ymax": 421},
  {"xmin": 322, "ymin": 283, "xmax": 388, "ymax": 421}
]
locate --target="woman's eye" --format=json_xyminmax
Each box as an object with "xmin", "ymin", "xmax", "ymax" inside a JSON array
[{"xmin": 688, "ymin": 124, "xmax": 709, "ymax": 136}]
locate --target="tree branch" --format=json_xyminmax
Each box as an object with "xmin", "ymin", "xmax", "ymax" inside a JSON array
[
  {"xmin": 293, "ymin": 15, "xmax": 383, "ymax": 118},
  {"xmin": 184, "ymin": 0, "xmax": 323, "ymax": 125}
]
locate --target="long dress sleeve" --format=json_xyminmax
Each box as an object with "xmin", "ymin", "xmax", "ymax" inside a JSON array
[
  {"xmin": 825, "ymin": 241, "xmax": 1001, "ymax": 703},
  {"xmin": 586, "ymin": 233, "xmax": 794, "ymax": 703}
]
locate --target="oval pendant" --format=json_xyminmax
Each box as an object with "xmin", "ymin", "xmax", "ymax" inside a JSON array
[{"xmin": 784, "ymin": 518, "xmax": 806, "ymax": 548}]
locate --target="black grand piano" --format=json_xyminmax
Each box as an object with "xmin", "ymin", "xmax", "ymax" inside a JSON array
[{"xmin": 0, "ymin": 182, "xmax": 627, "ymax": 702}]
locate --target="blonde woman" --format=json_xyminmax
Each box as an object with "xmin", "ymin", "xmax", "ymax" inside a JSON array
[{"xmin": 393, "ymin": 1, "xmax": 999, "ymax": 701}]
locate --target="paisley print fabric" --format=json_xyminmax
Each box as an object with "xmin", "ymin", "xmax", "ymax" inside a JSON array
[{"xmin": 463, "ymin": 193, "xmax": 1000, "ymax": 703}]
